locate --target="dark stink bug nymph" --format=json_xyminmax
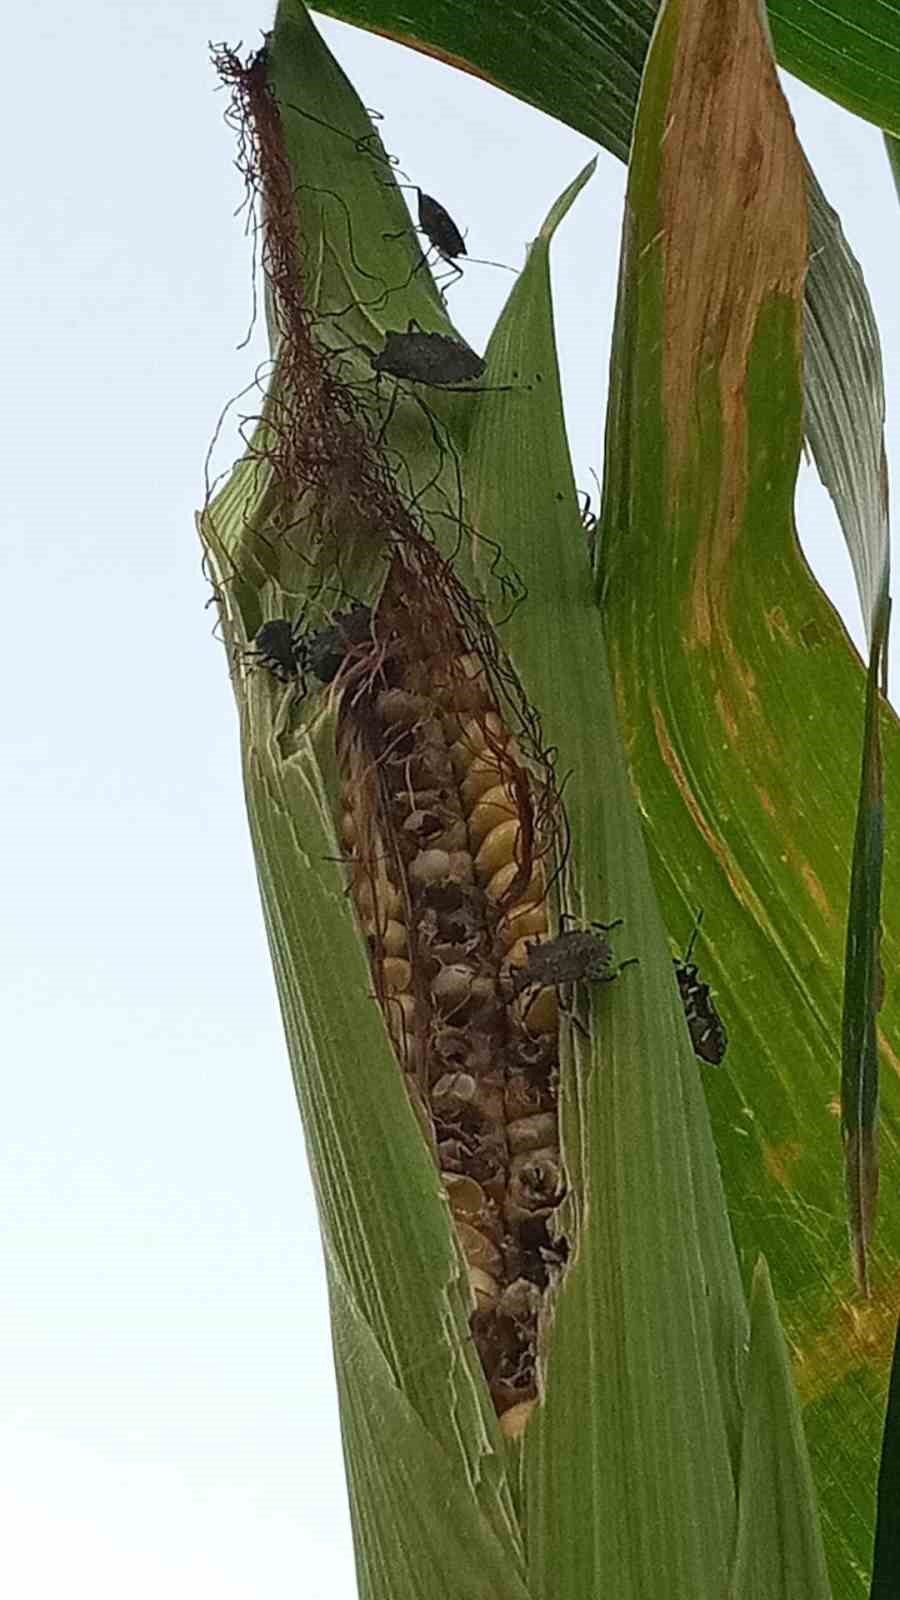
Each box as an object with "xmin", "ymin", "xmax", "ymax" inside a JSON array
[
  {"xmin": 299, "ymin": 602, "xmax": 373, "ymax": 683},
  {"xmin": 674, "ymin": 911, "xmax": 727, "ymax": 1065},
  {"xmin": 249, "ymin": 618, "xmax": 297, "ymax": 682},
  {"xmin": 250, "ymin": 604, "xmax": 373, "ymax": 690}
]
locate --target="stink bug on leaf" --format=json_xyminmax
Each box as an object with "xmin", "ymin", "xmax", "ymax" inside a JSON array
[{"xmin": 674, "ymin": 911, "xmax": 728, "ymax": 1065}]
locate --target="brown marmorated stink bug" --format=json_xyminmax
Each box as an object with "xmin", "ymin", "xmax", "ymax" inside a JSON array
[
  {"xmin": 508, "ymin": 919, "xmax": 631, "ymax": 1015},
  {"xmin": 370, "ymin": 324, "xmax": 486, "ymax": 387}
]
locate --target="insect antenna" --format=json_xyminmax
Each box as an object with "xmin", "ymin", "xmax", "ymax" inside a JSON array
[{"xmin": 683, "ymin": 907, "xmax": 705, "ymax": 967}]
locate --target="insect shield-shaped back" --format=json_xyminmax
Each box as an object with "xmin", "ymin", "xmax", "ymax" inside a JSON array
[
  {"xmin": 250, "ymin": 605, "xmax": 373, "ymax": 691},
  {"xmin": 249, "ymin": 618, "xmax": 298, "ymax": 682},
  {"xmin": 371, "ymin": 326, "xmax": 486, "ymax": 387},
  {"xmin": 507, "ymin": 926, "xmax": 619, "ymax": 1001},
  {"xmin": 417, "ymin": 191, "xmax": 466, "ymax": 262},
  {"xmin": 299, "ymin": 603, "xmax": 373, "ymax": 684}
]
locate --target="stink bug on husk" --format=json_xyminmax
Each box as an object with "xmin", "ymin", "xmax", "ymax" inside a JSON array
[
  {"xmin": 299, "ymin": 602, "xmax": 373, "ymax": 683},
  {"xmin": 509, "ymin": 920, "xmax": 630, "ymax": 1011},
  {"xmin": 249, "ymin": 604, "xmax": 373, "ymax": 691},
  {"xmin": 674, "ymin": 912, "xmax": 727, "ymax": 1065},
  {"xmin": 388, "ymin": 183, "xmax": 516, "ymax": 295},
  {"xmin": 418, "ymin": 191, "xmax": 466, "ymax": 276},
  {"xmin": 371, "ymin": 326, "xmax": 486, "ymax": 387},
  {"xmin": 249, "ymin": 618, "xmax": 297, "ymax": 682}
]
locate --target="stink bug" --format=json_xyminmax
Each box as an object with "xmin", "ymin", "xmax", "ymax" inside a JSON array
[
  {"xmin": 297, "ymin": 602, "xmax": 373, "ymax": 684},
  {"xmin": 371, "ymin": 325, "xmax": 486, "ymax": 387},
  {"xmin": 388, "ymin": 183, "xmax": 516, "ymax": 295},
  {"xmin": 417, "ymin": 190, "xmax": 466, "ymax": 288},
  {"xmin": 674, "ymin": 912, "xmax": 727, "ymax": 1065},
  {"xmin": 249, "ymin": 618, "xmax": 297, "ymax": 682},
  {"xmin": 508, "ymin": 921, "xmax": 624, "ymax": 1002},
  {"xmin": 249, "ymin": 604, "xmax": 372, "ymax": 691}
]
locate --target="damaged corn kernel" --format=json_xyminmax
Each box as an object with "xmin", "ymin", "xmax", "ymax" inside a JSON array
[{"xmin": 335, "ymin": 572, "xmax": 566, "ymax": 1432}]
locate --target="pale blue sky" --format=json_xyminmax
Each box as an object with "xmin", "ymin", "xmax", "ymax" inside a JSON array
[{"xmin": 3, "ymin": 5, "xmax": 896, "ymax": 1596}]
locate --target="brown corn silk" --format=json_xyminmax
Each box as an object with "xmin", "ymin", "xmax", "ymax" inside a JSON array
[{"xmin": 212, "ymin": 46, "xmax": 568, "ymax": 1436}]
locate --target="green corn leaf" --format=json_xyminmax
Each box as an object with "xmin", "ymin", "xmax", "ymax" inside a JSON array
[
  {"xmin": 314, "ymin": 0, "xmax": 900, "ymax": 153},
  {"xmin": 589, "ymin": 0, "xmax": 895, "ymax": 1589},
  {"xmin": 870, "ymin": 1315, "xmax": 900, "ymax": 1598}
]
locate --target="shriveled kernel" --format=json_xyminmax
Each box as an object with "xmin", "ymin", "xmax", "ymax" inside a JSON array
[
  {"xmin": 507, "ymin": 1112, "xmax": 558, "ymax": 1155},
  {"xmin": 443, "ymin": 1173, "xmax": 491, "ymax": 1221},
  {"xmin": 431, "ymin": 963, "xmax": 477, "ymax": 1009},
  {"xmin": 384, "ymin": 991, "xmax": 417, "ymax": 1056},
  {"xmin": 508, "ymin": 1149, "xmax": 563, "ymax": 1213},
  {"xmin": 498, "ymin": 1399, "xmax": 535, "ymax": 1439},
  {"xmin": 409, "ymin": 848, "xmax": 452, "ymax": 886},
  {"xmin": 475, "ymin": 817, "xmax": 522, "ymax": 882},
  {"xmin": 468, "ymin": 785, "xmax": 519, "ymax": 847},
  {"xmin": 402, "ymin": 808, "xmax": 445, "ymax": 843},
  {"xmin": 498, "ymin": 1277, "xmax": 542, "ymax": 1323},
  {"xmin": 354, "ymin": 874, "xmax": 402, "ymax": 921},
  {"xmin": 455, "ymin": 1219, "xmax": 503, "ymax": 1277},
  {"xmin": 368, "ymin": 918, "xmax": 407, "ymax": 957},
  {"xmin": 341, "ymin": 810, "xmax": 358, "ymax": 848},
  {"xmin": 514, "ymin": 985, "xmax": 559, "ymax": 1036},
  {"xmin": 470, "ymin": 1266, "xmax": 501, "ymax": 1312},
  {"xmin": 447, "ymin": 850, "xmax": 475, "ymax": 882},
  {"xmin": 432, "ymin": 1071, "xmax": 478, "ymax": 1110},
  {"xmin": 376, "ymin": 687, "xmax": 427, "ymax": 724},
  {"xmin": 432, "ymin": 820, "xmax": 469, "ymax": 853},
  {"xmin": 382, "ymin": 957, "xmax": 412, "ymax": 994}
]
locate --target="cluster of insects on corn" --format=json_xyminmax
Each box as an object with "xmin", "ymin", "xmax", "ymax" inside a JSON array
[
  {"xmin": 281, "ymin": 568, "xmax": 572, "ymax": 1438},
  {"xmin": 251, "ymin": 569, "xmax": 730, "ymax": 1436}
]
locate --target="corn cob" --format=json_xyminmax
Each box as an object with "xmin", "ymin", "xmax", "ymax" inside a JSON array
[{"xmin": 335, "ymin": 571, "xmax": 566, "ymax": 1433}]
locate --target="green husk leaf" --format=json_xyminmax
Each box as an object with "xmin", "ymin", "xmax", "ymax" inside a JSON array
[
  {"xmin": 460, "ymin": 178, "xmax": 748, "ymax": 1592},
  {"xmin": 731, "ymin": 1258, "xmax": 832, "ymax": 1598},
  {"xmin": 201, "ymin": 10, "xmax": 535, "ymax": 1594}
]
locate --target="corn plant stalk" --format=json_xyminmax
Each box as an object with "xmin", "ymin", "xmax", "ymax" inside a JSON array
[{"xmin": 198, "ymin": 0, "xmax": 851, "ymax": 1593}]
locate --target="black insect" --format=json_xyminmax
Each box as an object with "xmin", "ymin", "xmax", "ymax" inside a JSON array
[
  {"xmin": 417, "ymin": 191, "xmax": 466, "ymax": 287},
  {"xmin": 371, "ymin": 325, "xmax": 486, "ymax": 387},
  {"xmin": 249, "ymin": 618, "xmax": 298, "ymax": 682},
  {"xmin": 300, "ymin": 602, "xmax": 373, "ymax": 683},
  {"xmin": 508, "ymin": 920, "xmax": 625, "ymax": 1002},
  {"xmin": 249, "ymin": 604, "xmax": 372, "ymax": 688},
  {"xmin": 674, "ymin": 912, "xmax": 728, "ymax": 1065}
]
